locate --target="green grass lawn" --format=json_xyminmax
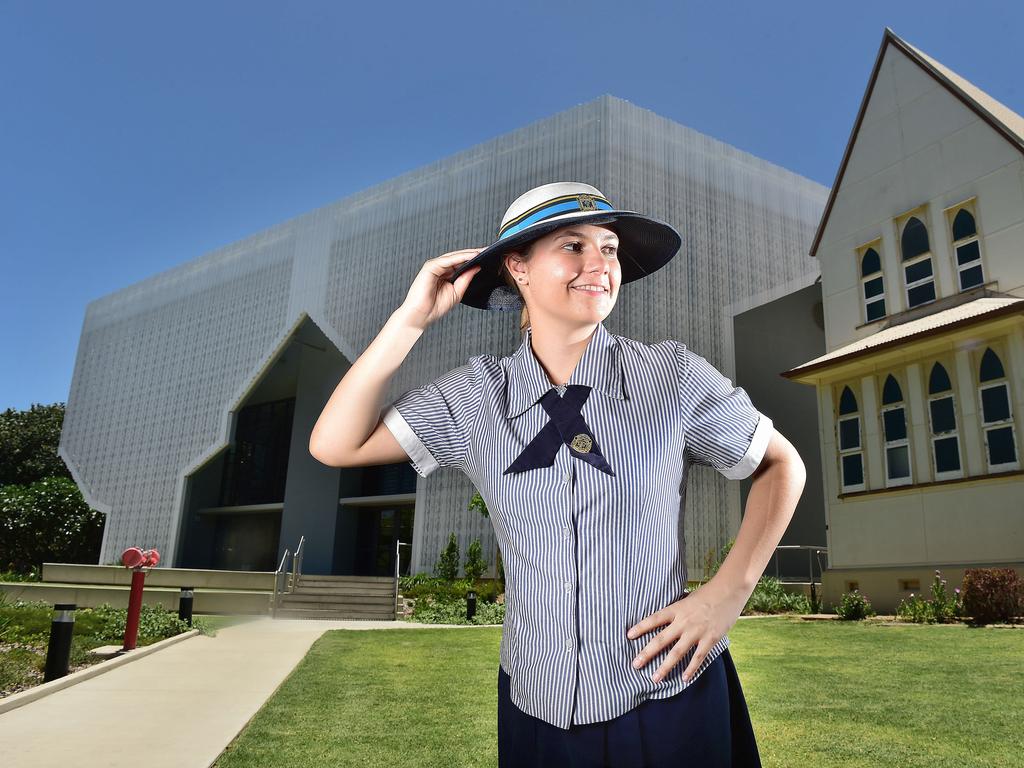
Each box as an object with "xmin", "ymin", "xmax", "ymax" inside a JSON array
[{"xmin": 211, "ymin": 616, "xmax": 1023, "ymax": 768}]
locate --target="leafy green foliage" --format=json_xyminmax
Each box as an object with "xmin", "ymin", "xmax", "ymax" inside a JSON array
[
  {"xmin": 836, "ymin": 589, "xmax": 876, "ymax": 620},
  {"xmin": 434, "ymin": 532, "xmax": 460, "ymax": 580},
  {"xmin": 0, "ymin": 403, "xmax": 106, "ymax": 574}
]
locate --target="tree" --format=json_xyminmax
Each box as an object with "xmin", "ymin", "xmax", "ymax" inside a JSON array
[
  {"xmin": 435, "ymin": 532, "xmax": 460, "ymax": 580},
  {"xmin": 0, "ymin": 403, "xmax": 105, "ymax": 574}
]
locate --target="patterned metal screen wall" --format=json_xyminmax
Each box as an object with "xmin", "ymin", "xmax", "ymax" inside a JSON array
[{"xmin": 59, "ymin": 94, "xmax": 827, "ymax": 573}]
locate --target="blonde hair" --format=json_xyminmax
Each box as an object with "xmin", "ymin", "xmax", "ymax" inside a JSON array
[{"xmin": 498, "ymin": 242, "xmax": 535, "ymax": 337}]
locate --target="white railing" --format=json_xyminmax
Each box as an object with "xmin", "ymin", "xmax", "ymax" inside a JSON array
[{"xmin": 270, "ymin": 535, "xmax": 305, "ymax": 618}]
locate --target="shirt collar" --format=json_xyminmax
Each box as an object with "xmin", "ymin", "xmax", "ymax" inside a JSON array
[{"xmin": 505, "ymin": 320, "xmax": 625, "ymax": 419}]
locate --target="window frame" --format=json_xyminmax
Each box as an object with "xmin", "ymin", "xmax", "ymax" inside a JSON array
[
  {"xmin": 857, "ymin": 239, "xmax": 886, "ymax": 324},
  {"xmin": 926, "ymin": 360, "xmax": 964, "ymax": 481},
  {"xmin": 943, "ymin": 198, "xmax": 986, "ymax": 293},
  {"xmin": 836, "ymin": 384, "xmax": 866, "ymax": 493},
  {"xmin": 880, "ymin": 373, "xmax": 913, "ymax": 488},
  {"xmin": 976, "ymin": 344, "xmax": 1020, "ymax": 473},
  {"xmin": 895, "ymin": 208, "xmax": 936, "ymax": 310}
]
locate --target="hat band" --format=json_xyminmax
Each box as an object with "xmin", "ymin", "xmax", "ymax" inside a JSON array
[{"xmin": 498, "ymin": 195, "xmax": 614, "ymax": 241}]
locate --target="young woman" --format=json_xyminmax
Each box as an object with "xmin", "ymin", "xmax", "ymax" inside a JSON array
[{"xmin": 310, "ymin": 182, "xmax": 806, "ymax": 767}]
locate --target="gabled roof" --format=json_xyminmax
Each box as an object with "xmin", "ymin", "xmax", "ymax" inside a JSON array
[
  {"xmin": 780, "ymin": 297, "xmax": 1024, "ymax": 380},
  {"xmin": 809, "ymin": 28, "xmax": 1024, "ymax": 259}
]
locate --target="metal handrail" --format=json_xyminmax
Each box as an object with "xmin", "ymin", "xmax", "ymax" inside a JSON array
[
  {"xmin": 271, "ymin": 548, "xmax": 290, "ymax": 618},
  {"xmin": 292, "ymin": 535, "xmax": 305, "ymax": 592},
  {"xmin": 270, "ymin": 535, "xmax": 306, "ymax": 618},
  {"xmin": 394, "ymin": 538, "xmax": 411, "ymax": 618},
  {"xmin": 771, "ymin": 544, "xmax": 829, "ymax": 611}
]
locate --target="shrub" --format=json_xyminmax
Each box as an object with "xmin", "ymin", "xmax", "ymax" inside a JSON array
[
  {"xmin": 435, "ymin": 533, "xmax": 460, "ymax": 580},
  {"xmin": 745, "ymin": 576, "xmax": 813, "ymax": 614},
  {"xmin": 961, "ymin": 567, "xmax": 1024, "ymax": 626},
  {"xmin": 836, "ymin": 589, "xmax": 875, "ymax": 620},
  {"xmin": 463, "ymin": 538, "xmax": 486, "ymax": 582},
  {"xmin": 896, "ymin": 569, "xmax": 964, "ymax": 624},
  {"xmin": 408, "ymin": 594, "xmax": 505, "ymax": 625}
]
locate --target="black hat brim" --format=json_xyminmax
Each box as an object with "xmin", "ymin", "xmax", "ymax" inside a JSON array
[{"xmin": 450, "ymin": 210, "xmax": 682, "ymax": 310}]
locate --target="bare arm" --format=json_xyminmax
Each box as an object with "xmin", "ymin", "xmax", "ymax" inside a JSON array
[
  {"xmin": 308, "ymin": 248, "xmax": 483, "ymax": 468},
  {"xmin": 712, "ymin": 428, "xmax": 806, "ymax": 595}
]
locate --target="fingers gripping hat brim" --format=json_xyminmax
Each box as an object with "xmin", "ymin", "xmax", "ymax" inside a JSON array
[{"xmin": 451, "ymin": 210, "xmax": 682, "ymax": 311}]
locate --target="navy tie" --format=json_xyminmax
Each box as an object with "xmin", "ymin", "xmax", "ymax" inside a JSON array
[{"xmin": 504, "ymin": 384, "xmax": 615, "ymax": 476}]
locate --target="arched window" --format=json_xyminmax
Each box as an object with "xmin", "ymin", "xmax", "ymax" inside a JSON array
[
  {"xmin": 950, "ymin": 207, "xmax": 984, "ymax": 291},
  {"xmin": 978, "ymin": 347, "xmax": 1019, "ymax": 470},
  {"xmin": 837, "ymin": 385, "xmax": 865, "ymax": 491},
  {"xmin": 899, "ymin": 214, "xmax": 935, "ymax": 309},
  {"xmin": 881, "ymin": 374, "xmax": 912, "ymax": 485},
  {"xmin": 927, "ymin": 362, "xmax": 962, "ymax": 478},
  {"xmin": 860, "ymin": 245, "xmax": 886, "ymax": 322}
]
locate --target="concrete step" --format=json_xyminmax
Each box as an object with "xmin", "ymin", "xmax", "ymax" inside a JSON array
[
  {"xmin": 273, "ymin": 606, "xmax": 397, "ymax": 620},
  {"xmin": 280, "ymin": 594, "xmax": 396, "ymax": 608},
  {"xmin": 291, "ymin": 584, "xmax": 395, "ymax": 596},
  {"xmin": 296, "ymin": 575, "xmax": 394, "ymax": 586}
]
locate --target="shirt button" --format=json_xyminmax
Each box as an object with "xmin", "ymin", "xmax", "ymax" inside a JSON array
[
  {"xmin": 565, "ymin": 639, "xmax": 573, "ymax": 651},
  {"xmin": 563, "ymin": 581, "xmax": 572, "ymax": 593},
  {"xmin": 562, "ymin": 526, "xmax": 571, "ymax": 539},
  {"xmin": 564, "ymin": 470, "xmax": 572, "ymax": 484}
]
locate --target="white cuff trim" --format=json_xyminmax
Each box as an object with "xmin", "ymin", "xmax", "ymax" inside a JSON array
[
  {"xmin": 382, "ymin": 405, "xmax": 439, "ymax": 478},
  {"xmin": 720, "ymin": 412, "xmax": 774, "ymax": 480}
]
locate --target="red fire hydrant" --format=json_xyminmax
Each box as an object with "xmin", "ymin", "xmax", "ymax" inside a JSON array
[{"xmin": 120, "ymin": 547, "xmax": 160, "ymax": 651}]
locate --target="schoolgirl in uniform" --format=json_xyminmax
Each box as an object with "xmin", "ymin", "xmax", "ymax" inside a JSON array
[{"xmin": 311, "ymin": 182, "xmax": 805, "ymax": 767}]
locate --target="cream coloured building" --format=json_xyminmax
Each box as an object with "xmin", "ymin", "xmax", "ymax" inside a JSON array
[{"xmin": 783, "ymin": 28, "xmax": 1024, "ymax": 612}]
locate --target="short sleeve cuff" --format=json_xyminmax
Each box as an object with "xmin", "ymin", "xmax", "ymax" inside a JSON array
[
  {"xmin": 383, "ymin": 405, "xmax": 440, "ymax": 478},
  {"xmin": 720, "ymin": 412, "xmax": 774, "ymax": 480}
]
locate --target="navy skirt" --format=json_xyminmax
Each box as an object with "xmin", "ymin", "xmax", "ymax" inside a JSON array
[{"xmin": 497, "ymin": 647, "xmax": 761, "ymax": 768}]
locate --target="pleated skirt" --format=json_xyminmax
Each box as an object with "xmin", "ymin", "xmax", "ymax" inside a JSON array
[{"xmin": 497, "ymin": 647, "xmax": 761, "ymax": 768}]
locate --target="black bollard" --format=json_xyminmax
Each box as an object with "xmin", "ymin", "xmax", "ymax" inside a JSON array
[
  {"xmin": 466, "ymin": 589, "xmax": 476, "ymax": 621},
  {"xmin": 43, "ymin": 603, "xmax": 77, "ymax": 682},
  {"xmin": 178, "ymin": 587, "xmax": 194, "ymax": 627}
]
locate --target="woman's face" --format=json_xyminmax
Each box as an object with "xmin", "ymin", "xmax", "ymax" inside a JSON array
[{"xmin": 504, "ymin": 222, "xmax": 621, "ymax": 327}]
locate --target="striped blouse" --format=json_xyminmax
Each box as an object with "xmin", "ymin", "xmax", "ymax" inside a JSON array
[{"xmin": 382, "ymin": 320, "xmax": 773, "ymax": 730}]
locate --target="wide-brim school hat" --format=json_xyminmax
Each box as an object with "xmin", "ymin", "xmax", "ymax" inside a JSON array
[{"xmin": 449, "ymin": 181, "xmax": 682, "ymax": 311}]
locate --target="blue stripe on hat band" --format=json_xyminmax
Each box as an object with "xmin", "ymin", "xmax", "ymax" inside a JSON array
[{"xmin": 498, "ymin": 199, "xmax": 614, "ymax": 241}]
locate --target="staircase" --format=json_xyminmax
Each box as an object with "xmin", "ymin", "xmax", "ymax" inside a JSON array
[{"xmin": 274, "ymin": 574, "xmax": 398, "ymax": 620}]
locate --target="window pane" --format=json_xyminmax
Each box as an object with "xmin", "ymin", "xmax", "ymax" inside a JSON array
[
  {"xmin": 905, "ymin": 258, "xmax": 933, "ymax": 283},
  {"xmin": 934, "ymin": 436, "xmax": 961, "ymax": 472},
  {"xmin": 901, "ymin": 217, "xmax": 929, "ymax": 260},
  {"xmin": 861, "ymin": 248, "xmax": 881, "ymax": 276},
  {"xmin": 980, "ymin": 349, "xmax": 1005, "ymax": 382},
  {"xmin": 952, "ymin": 209, "xmax": 976, "ymax": 241},
  {"xmin": 866, "ymin": 298, "xmax": 886, "ymax": 322},
  {"xmin": 839, "ymin": 387, "xmax": 858, "ymax": 415},
  {"xmin": 930, "ymin": 397, "xmax": 956, "ymax": 433},
  {"xmin": 908, "ymin": 282, "xmax": 936, "ymax": 307},
  {"xmin": 842, "ymin": 453, "xmax": 864, "ymax": 486},
  {"xmin": 864, "ymin": 276, "xmax": 884, "ymax": 299},
  {"xmin": 959, "ymin": 264, "xmax": 984, "ymax": 290},
  {"xmin": 981, "ymin": 385, "xmax": 1010, "ymax": 423},
  {"xmin": 887, "ymin": 445, "xmax": 910, "ymax": 479},
  {"xmin": 882, "ymin": 375, "xmax": 903, "ymax": 405},
  {"xmin": 883, "ymin": 407, "xmax": 907, "ymax": 441},
  {"xmin": 955, "ymin": 239, "xmax": 980, "ymax": 266},
  {"xmin": 986, "ymin": 426, "xmax": 1017, "ymax": 465},
  {"xmin": 928, "ymin": 363, "xmax": 952, "ymax": 394},
  {"xmin": 839, "ymin": 418, "xmax": 860, "ymax": 450}
]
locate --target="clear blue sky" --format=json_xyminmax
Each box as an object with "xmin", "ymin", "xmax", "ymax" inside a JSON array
[{"xmin": 2, "ymin": 0, "xmax": 1022, "ymax": 412}]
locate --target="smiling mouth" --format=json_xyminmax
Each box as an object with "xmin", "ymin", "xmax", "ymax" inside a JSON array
[{"xmin": 571, "ymin": 286, "xmax": 609, "ymax": 294}]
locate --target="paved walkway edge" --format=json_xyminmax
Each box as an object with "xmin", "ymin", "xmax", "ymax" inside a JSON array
[{"xmin": 0, "ymin": 628, "xmax": 201, "ymax": 715}]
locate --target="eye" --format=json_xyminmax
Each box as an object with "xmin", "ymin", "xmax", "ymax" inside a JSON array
[{"xmin": 604, "ymin": 245, "xmax": 619, "ymax": 257}]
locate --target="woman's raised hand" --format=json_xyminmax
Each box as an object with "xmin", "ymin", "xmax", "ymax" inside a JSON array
[{"xmin": 397, "ymin": 248, "xmax": 485, "ymax": 330}]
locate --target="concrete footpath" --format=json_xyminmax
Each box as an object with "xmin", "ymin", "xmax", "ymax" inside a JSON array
[{"xmin": 0, "ymin": 616, "xmax": 481, "ymax": 768}]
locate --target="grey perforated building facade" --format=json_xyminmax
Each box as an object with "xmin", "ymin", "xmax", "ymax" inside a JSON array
[{"xmin": 59, "ymin": 94, "xmax": 829, "ymax": 578}]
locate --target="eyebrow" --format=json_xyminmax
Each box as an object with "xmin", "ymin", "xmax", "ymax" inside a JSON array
[{"xmin": 554, "ymin": 230, "xmax": 619, "ymax": 242}]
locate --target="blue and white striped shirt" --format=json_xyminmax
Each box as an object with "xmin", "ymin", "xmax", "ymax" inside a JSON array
[{"xmin": 383, "ymin": 320, "xmax": 773, "ymax": 730}]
